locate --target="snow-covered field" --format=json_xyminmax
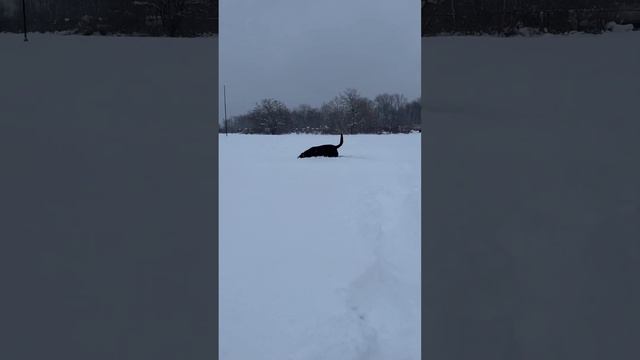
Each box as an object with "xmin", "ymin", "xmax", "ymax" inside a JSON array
[
  {"xmin": 1, "ymin": 34, "xmax": 217, "ymax": 358},
  {"xmin": 219, "ymin": 134, "xmax": 421, "ymax": 360},
  {"xmin": 422, "ymin": 32, "xmax": 640, "ymax": 358}
]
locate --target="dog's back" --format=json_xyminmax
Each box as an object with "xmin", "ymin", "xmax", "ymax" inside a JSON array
[{"xmin": 298, "ymin": 134, "xmax": 343, "ymax": 158}]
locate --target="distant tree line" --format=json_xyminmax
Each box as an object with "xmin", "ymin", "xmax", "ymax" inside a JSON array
[
  {"xmin": 0, "ymin": 0, "xmax": 217, "ymax": 37},
  {"xmin": 223, "ymin": 89, "xmax": 421, "ymax": 135},
  {"xmin": 422, "ymin": 0, "xmax": 640, "ymax": 36}
]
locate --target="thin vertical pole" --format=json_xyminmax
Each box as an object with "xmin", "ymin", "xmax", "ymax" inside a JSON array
[
  {"xmin": 22, "ymin": 0, "xmax": 28, "ymax": 41},
  {"xmin": 224, "ymin": 85, "xmax": 228, "ymax": 136}
]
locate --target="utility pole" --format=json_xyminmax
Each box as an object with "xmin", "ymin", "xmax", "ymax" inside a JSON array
[
  {"xmin": 223, "ymin": 85, "xmax": 228, "ymax": 136},
  {"xmin": 22, "ymin": 0, "xmax": 28, "ymax": 42}
]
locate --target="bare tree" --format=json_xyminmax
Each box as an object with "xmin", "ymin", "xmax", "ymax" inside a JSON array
[
  {"xmin": 249, "ymin": 99, "xmax": 291, "ymax": 135},
  {"xmin": 291, "ymin": 104, "xmax": 323, "ymax": 133},
  {"xmin": 226, "ymin": 90, "xmax": 421, "ymax": 134},
  {"xmin": 338, "ymin": 89, "xmax": 375, "ymax": 134},
  {"xmin": 137, "ymin": 0, "xmax": 215, "ymax": 36},
  {"xmin": 375, "ymin": 93, "xmax": 407, "ymax": 132}
]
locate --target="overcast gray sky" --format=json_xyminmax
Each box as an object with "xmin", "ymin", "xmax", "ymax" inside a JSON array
[{"xmin": 219, "ymin": 0, "xmax": 420, "ymax": 120}]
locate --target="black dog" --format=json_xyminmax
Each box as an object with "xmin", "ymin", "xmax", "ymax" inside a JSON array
[{"xmin": 298, "ymin": 134, "xmax": 343, "ymax": 158}]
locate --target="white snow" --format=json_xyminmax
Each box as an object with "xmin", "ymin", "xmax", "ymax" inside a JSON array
[
  {"xmin": 422, "ymin": 32, "xmax": 640, "ymax": 358},
  {"xmin": 1, "ymin": 33, "xmax": 218, "ymax": 358},
  {"xmin": 219, "ymin": 134, "xmax": 421, "ymax": 360}
]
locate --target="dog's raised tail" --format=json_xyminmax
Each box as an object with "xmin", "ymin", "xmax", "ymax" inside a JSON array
[{"xmin": 336, "ymin": 133, "xmax": 343, "ymax": 148}]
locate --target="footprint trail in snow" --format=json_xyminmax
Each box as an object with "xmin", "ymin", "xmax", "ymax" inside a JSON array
[{"xmin": 291, "ymin": 185, "xmax": 420, "ymax": 360}]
